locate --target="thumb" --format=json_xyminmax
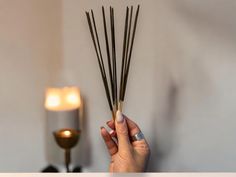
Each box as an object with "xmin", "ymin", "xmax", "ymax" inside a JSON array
[{"xmin": 115, "ymin": 110, "xmax": 131, "ymax": 150}]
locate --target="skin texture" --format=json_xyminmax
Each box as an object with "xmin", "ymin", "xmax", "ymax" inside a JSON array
[{"xmin": 100, "ymin": 111, "xmax": 150, "ymax": 172}]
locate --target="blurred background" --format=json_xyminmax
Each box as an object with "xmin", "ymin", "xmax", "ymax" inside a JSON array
[{"xmin": 0, "ymin": 0, "xmax": 236, "ymax": 172}]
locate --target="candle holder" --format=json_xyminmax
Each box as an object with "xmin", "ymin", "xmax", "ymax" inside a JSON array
[{"xmin": 53, "ymin": 128, "xmax": 81, "ymax": 172}]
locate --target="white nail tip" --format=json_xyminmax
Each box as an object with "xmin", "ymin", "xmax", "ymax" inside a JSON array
[{"xmin": 109, "ymin": 130, "xmax": 115, "ymax": 134}]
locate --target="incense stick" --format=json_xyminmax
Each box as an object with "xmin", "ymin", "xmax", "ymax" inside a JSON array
[
  {"xmin": 122, "ymin": 5, "xmax": 140, "ymax": 101},
  {"xmin": 86, "ymin": 11, "xmax": 114, "ymax": 118},
  {"xmin": 102, "ymin": 6, "xmax": 114, "ymax": 103},
  {"xmin": 110, "ymin": 7, "xmax": 118, "ymax": 110},
  {"xmin": 124, "ymin": 6, "xmax": 133, "ymax": 79},
  {"xmin": 91, "ymin": 10, "xmax": 106, "ymax": 78},
  {"xmin": 119, "ymin": 7, "xmax": 129, "ymax": 104},
  {"xmin": 120, "ymin": 6, "xmax": 133, "ymax": 103},
  {"xmin": 86, "ymin": 5, "xmax": 140, "ymax": 118}
]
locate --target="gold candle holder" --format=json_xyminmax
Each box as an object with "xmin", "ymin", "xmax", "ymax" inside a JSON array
[{"xmin": 53, "ymin": 128, "xmax": 81, "ymax": 172}]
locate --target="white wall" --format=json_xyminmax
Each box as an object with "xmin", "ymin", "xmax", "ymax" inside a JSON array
[
  {"xmin": 0, "ymin": 0, "xmax": 62, "ymax": 172},
  {"xmin": 1, "ymin": 0, "xmax": 236, "ymax": 172}
]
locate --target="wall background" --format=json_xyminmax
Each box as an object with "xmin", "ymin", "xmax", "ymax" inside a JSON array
[
  {"xmin": 0, "ymin": 0, "xmax": 62, "ymax": 172},
  {"xmin": 0, "ymin": 0, "xmax": 236, "ymax": 172}
]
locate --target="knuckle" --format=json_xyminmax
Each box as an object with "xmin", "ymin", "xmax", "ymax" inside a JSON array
[
  {"xmin": 117, "ymin": 127, "xmax": 128, "ymax": 136},
  {"xmin": 140, "ymin": 144, "xmax": 150, "ymax": 154},
  {"xmin": 143, "ymin": 146, "xmax": 151, "ymax": 156},
  {"xmin": 133, "ymin": 140, "xmax": 151, "ymax": 156}
]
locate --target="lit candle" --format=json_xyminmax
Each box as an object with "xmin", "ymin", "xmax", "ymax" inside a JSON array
[
  {"xmin": 61, "ymin": 130, "xmax": 72, "ymax": 138},
  {"xmin": 45, "ymin": 87, "xmax": 81, "ymax": 111}
]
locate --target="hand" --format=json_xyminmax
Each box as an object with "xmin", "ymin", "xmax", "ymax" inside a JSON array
[{"xmin": 100, "ymin": 111, "xmax": 150, "ymax": 172}]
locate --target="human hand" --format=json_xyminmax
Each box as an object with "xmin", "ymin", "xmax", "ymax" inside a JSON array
[{"xmin": 100, "ymin": 111, "xmax": 150, "ymax": 172}]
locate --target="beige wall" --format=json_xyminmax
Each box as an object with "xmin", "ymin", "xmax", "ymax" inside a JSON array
[{"xmin": 0, "ymin": 0, "xmax": 62, "ymax": 172}]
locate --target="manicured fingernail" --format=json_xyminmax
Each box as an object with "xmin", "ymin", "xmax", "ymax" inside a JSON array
[
  {"xmin": 116, "ymin": 110, "xmax": 124, "ymax": 123},
  {"xmin": 109, "ymin": 130, "xmax": 115, "ymax": 135}
]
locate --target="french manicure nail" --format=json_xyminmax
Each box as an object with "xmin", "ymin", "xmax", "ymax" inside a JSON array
[{"xmin": 109, "ymin": 130, "xmax": 115, "ymax": 135}]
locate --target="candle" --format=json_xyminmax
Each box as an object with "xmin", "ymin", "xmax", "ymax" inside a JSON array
[
  {"xmin": 61, "ymin": 130, "xmax": 72, "ymax": 138},
  {"xmin": 45, "ymin": 87, "xmax": 81, "ymax": 111}
]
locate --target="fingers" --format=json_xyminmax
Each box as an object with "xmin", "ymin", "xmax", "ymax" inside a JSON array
[
  {"xmin": 107, "ymin": 115, "xmax": 141, "ymax": 137},
  {"xmin": 100, "ymin": 127, "xmax": 118, "ymax": 156},
  {"xmin": 106, "ymin": 119, "xmax": 115, "ymax": 130},
  {"xmin": 125, "ymin": 116, "xmax": 141, "ymax": 137},
  {"xmin": 125, "ymin": 116, "xmax": 150, "ymax": 147},
  {"xmin": 115, "ymin": 110, "xmax": 131, "ymax": 150},
  {"xmin": 109, "ymin": 129, "xmax": 116, "ymax": 137},
  {"xmin": 106, "ymin": 112, "xmax": 147, "ymax": 148}
]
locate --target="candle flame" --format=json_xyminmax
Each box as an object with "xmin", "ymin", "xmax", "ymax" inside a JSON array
[
  {"xmin": 63, "ymin": 130, "xmax": 71, "ymax": 137},
  {"xmin": 45, "ymin": 87, "xmax": 81, "ymax": 111}
]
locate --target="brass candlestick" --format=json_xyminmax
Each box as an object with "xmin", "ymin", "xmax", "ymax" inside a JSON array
[{"xmin": 53, "ymin": 128, "xmax": 81, "ymax": 172}]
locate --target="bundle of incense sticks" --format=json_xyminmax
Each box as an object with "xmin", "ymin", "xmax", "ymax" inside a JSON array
[{"xmin": 86, "ymin": 5, "xmax": 140, "ymax": 120}]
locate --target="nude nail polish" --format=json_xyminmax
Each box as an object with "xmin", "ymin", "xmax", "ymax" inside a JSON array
[{"xmin": 116, "ymin": 110, "xmax": 124, "ymax": 123}]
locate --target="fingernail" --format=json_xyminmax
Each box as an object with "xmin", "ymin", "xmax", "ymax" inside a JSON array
[
  {"xmin": 100, "ymin": 126, "xmax": 104, "ymax": 130},
  {"xmin": 116, "ymin": 110, "xmax": 124, "ymax": 123},
  {"xmin": 109, "ymin": 130, "xmax": 115, "ymax": 135},
  {"xmin": 106, "ymin": 120, "xmax": 111, "ymax": 125}
]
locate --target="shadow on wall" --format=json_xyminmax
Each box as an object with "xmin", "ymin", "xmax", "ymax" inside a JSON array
[
  {"xmin": 148, "ymin": 82, "xmax": 178, "ymax": 171},
  {"xmin": 76, "ymin": 95, "xmax": 92, "ymax": 167}
]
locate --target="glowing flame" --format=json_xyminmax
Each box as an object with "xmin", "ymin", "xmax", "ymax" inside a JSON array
[
  {"xmin": 62, "ymin": 130, "xmax": 72, "ymax": 137},
  {"xmin": 45, "ymin": 87, "xmax": 81, "ymax": 111}
]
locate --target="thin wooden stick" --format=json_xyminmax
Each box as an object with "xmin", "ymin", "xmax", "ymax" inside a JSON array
[
  {"xmin": 91, "ymin": 9, "xmax": 115, "ymax": 117},
  {"xmin": 85, "ymin": 12, "xmax": 103, "ymax": 75},
  {"xmin": 91, "ymin": 10, "xmax": 106, "ymax": 78},
  {"xmin": 119, "ymin": 7, "xmax": 129, "ymax": 103},
  {"xmin": 86, "ymin": 11, "xmax": 114, "ymax": 116},
  {"xmin": 122, "ymin": 5, "xmax": 140, "ymax": 101},
  {"xmin": 110, "ymin": 7, "xmax": 118, "ymax": 111},
  {"xmin": 124, "ymin": 6, "xmax": 133, "ymax": 80},
  {"xmin": 102, "ymin": 6, "xmax": 114, "ymax": 103},
  {"xmin": 121, "ymin": 6, "xmax": 133, "ymax": 101}
]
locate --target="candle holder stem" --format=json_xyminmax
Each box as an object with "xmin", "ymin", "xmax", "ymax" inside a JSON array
[{"xmin": 65, "ymin": 149, "xmax": 71, "ymax": 172}]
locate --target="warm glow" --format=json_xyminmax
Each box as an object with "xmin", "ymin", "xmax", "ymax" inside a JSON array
[
  {"xmin": 47, "ymin": 95, "xmax": 60, "ymax": 107},
  {"xmin": 66, "ymin": 93, "xmax": 80, "ymax": 105},
  {"xmin": 45, "ymin": 87, "xmax": 81, "ymax": 111},
  {"xmin": 62, "ymin": 130, "xmax": 72, "ymax": 137}
]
